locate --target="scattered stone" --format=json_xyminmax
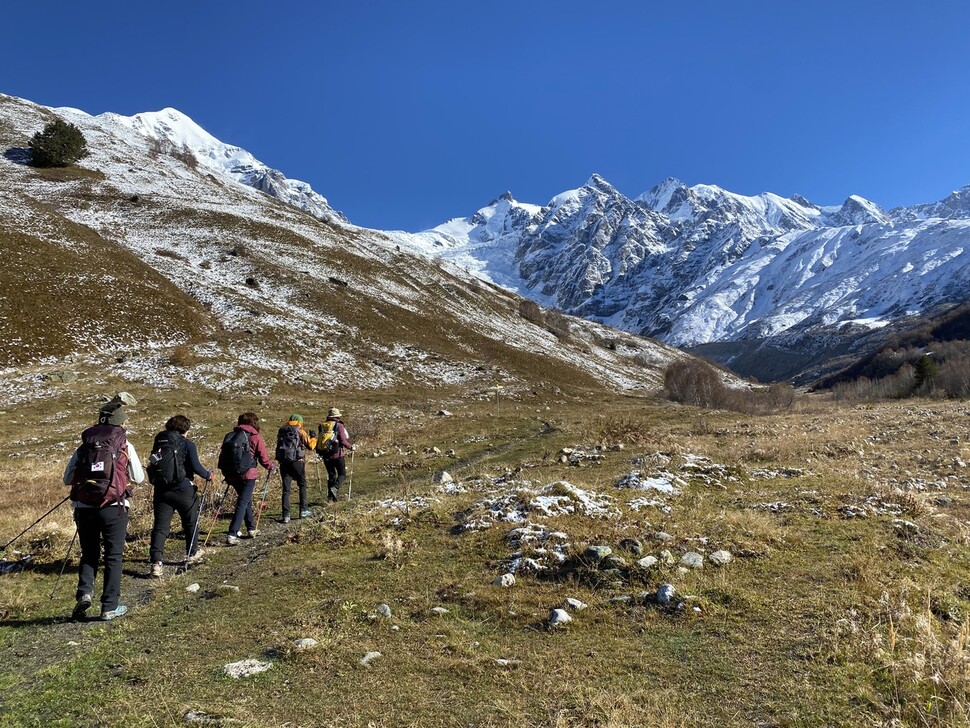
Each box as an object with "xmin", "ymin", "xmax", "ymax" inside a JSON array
[
  {"xmin": 681, "ymin": 552, "xmax": 704, "ymax": 569},
  {"xmin": 437, "ymin": 410, "xmax": 453, "ymax": 417},
  {"xmin": 185, "ymin": 583, "xmax": 201, "ymax": 593},
  {"xmin": 116, "ymin": 391, "xmax": 138, "ymax": 406},
  {"xmin": 609, "ymin": 595, "xmax": 633, "ymax": 605},
  {"xmin": 493, "ymin": 573, "xmax": 516, "ymax": 588},
  {"xmin": 391, "ymin": 625, "xmax": 400, "ymax": 632},
  {"xmin": 549, "ymin": 608, "xmax": 573, "ymax": 627},
  {"xmin": 618, "ymin": 538, "xmax": 644, "ymax": 555},
  {"xmin": 376, "ymin": 603, "xmax": 393, "ymax": 618},
  {"xmin": 430, "ymin": 606, "xmax": 450, "ymax": 616},
  {"xmin": 658, "ymin": 550, "xmax": 675, "ymax": 565},
  {"xmin": 655, "ymin": 531, "xmax": 674, "ymax": 542},
  {"xmin": 564, "ymin": 597, "xmax": 588, "ymax": 611},
  {"xmin": 293, "ymin": 638, "xmax": 318, "ymax": 651},
  {"xmin": 445, "ymin": 449, "xmax": 457, "ymax": 457},
  {"xmin": 492, "ymin": 658, "xmax": 522, "ymax": 667},
  {"xmin": 636, "ymin": 555, "xmax": 659, "ymax": 569},
  {"xmin": 656, "ymin": 584, "xmax": 676, "ymax": 606},
  {"xmin": 223, "ymin": 659, "xmax": 272, "ymax": 679},
  {"xmin": 42, "ymin": 371, "xmax": 77, "ymax": 384},
  {"xmin": 216, "ymin": 584, "xmax": 240, "ymax": 596},
  {"xmin": 583, "ymin": 545, "xmax": 612, "ymax": 561},
  {"xmin": 360, "ymin": 651, "xmax": 382, "ymax": 667},
  {"xmin": 603, "ymin": 554, "xmax": 628, "ymax": 570},
  {"xmin": 709, "ymin": 550, "xmax": 733, "ymax": 567},
  {"xmin": 434, "ymin": 471, "xmax": 454, "ymax": 485},
  {"xmin": 183, "ymin": 710, "xmax": 237, "ymax": 725}
]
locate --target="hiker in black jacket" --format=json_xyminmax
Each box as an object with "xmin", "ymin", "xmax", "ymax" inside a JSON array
[{"xmin": 147, "ymin": 415, "xmax": 214, "ymax": 578}]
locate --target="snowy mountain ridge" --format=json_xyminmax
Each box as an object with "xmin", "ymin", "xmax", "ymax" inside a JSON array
[{"xmin": 390, "ymin": 175, "xmax": 970, "ymax": 355}]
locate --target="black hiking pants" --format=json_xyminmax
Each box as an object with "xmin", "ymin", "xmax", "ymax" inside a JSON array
[
  {"xmin": 279, "ymin": 459, "xmax": 308, "ymax": 516},
  {"xmin": 325, "ymin": 457, "xmax": 346, "ymax": 502},
  {"xmin": 74, "ymin": 505, "xmax": 128, "ymax": 612},
  {"xmin": 149, "ymin": 484, "xmax": 200, "ymax": 562}
]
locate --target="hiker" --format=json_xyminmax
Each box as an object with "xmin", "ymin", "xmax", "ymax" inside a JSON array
[
  {"xmin": 147, "ymin": 415, "xmax": 215, "ymax": 577},
  {"xmin": 318, "ymin": 407, "xmax": 354, "ymax": 502},
  {"xmin": 219, "ymin": 412, "xmax": 274, "ymax": 546},
  {"xmin": 276, "ymin": 414, "xmax": 317, "ymax": 522},
  {"xmin": 62, "ymin": 399, "xmax": 144, "ymax": 621}
]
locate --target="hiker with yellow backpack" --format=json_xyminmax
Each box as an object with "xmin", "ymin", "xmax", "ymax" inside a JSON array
[
  {"xmin": 275, "ymin": 414, "xmax": 316, "ymax": 522},
  {"xmin": 316, "ymin": 407, "xmax": 354, "ymax": 502}
]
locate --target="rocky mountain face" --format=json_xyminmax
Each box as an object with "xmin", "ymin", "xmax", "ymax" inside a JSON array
[{"xmin": 397, "ymin": 175, "xmax": 970, "ymax": 381}]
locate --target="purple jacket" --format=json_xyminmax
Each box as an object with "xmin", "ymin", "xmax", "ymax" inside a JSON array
[
  {"xmin": 235, "ymin": 424, "xmax": 273, "ymax": 481},
  {"xmin": 326, "ymin": 418, "xmax": 354, "ymax": 461}
]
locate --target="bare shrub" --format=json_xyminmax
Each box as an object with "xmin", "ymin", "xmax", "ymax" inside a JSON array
[
  {"xmin": 664, "ymin": 361, "xmax": 725, "ymax": 408},
  {"xmin": 168, "ymin": 345, "xmax": 197, "ymax": 367},
  {"xmin": 518, "ymin": 299, "xmax": 543, "ymax": 325},
  {"xmin": 544, "ymin": 309, "xmax": 573, "ymax": 341}
]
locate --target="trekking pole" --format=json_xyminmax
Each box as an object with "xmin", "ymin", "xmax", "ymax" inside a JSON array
[
  {"xmin": 49, "ymin": 528, "xmax": 78, "ymax": 601},
  {"xmin": 203, "ymin": 480, "xmax": 232, "ymax": 547},
  {"xmin": 1, "ymin": 495, "xmax": 72, "ymax": 552},
  {"xmin": 347, "ymin": 450, "xmax": 355, "ymax": 502},
  {"xmin": 186, "ymin": 479, "xmax": 211, "ymax": 565},
  {"xmin": 253, "ymin": 468, "xmax": 275, "ymax": 532},
  {"xmin": 314, "ymin": 458, "xmax": 323, "ymax": 505}
]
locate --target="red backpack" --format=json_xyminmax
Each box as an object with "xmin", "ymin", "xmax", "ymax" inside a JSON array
[{"xmin": 70, "ymin": 425, "xmax": 130, "ymax": 508}]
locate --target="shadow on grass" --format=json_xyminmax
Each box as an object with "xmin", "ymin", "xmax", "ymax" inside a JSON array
[{"xmin": 4, "ymin": 147, "xmax": 31, "ymax": 165}]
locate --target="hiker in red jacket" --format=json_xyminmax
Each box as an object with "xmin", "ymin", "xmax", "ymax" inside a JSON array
[
  {"xmin": 320, "ymin": 407, "xmax": 354, "ymax": 502},
  {"xmin": 222, "ymin": 412, "xmax": 274, "ymax": 546}
]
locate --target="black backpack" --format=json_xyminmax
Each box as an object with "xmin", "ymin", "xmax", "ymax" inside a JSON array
[
  {"xmin": 146, "ymin": 430, "xmax": 187, "ymax": 489},
  {"xmin": 70, "ymin": 425, "xmax": 130, "ymax": 507},
  {"xmin": 276, "ymin": 424, "xmax": 303, "ymax": 463},
  {"xmin": 218, "ymin": 429, "xmax": 256, "ymax": 478}
]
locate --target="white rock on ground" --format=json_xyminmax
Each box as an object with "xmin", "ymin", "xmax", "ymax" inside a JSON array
[
  {"xmin": 637, "ymin": 555, "xmax": 659, "ymax": 569},
  {"xmin": 564, "ymin": 597, "xmax": 588, "ymax": 611},
  {"xmin": 223, "ymin": 659, "xmax": 273, "ymax": 679},
  {"xmin": 709, "ymin": 550, "xmax": 733, "ymax": 566},
  {"xmin": 185, "ymin": 583, "xmax": 201, "ymax": 593},
  {"xmin": 360, "ymin": 651, "xmax": 382, "ymax": 667},
  {"xmin": 376, "ymin": 603, "xmax": 392, "ymax": 618},
  {"xmin": 681, "ymin": 552, "xmax": 704, "ymax": 569},
  {"xmin": 434, "ymin": 471, "xmax": 454, "ymax": 484},
  {"xmin": 656, "ymin": 584, "xmax": 676, "ymax": 606},
  {"xmin": 549, "ymin": 608, "xmax": 573, "ymax": 627},
  {"xmin": 493, "ymin": 573, "xmax": 516, "ymax": 588},
  {"xmin": 293, "ymin": 638, "xmax": 318, "ymax": 651},
  {"xmin": 431, "ymin": 606, "xmax": 450, "ymax": 616}
]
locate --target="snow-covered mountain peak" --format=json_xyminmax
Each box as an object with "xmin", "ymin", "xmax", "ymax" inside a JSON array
[
  {"xmin": 637, "ymin": 177, "xmax": 693, "ymax": 217},
  {"xmin": 831, "ymin": 194, "xmax": 889, "ymax": 226}
]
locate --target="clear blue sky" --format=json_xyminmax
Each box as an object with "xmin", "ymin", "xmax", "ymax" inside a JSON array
[{"xmin": 3, "ymin": 1, "xmax": 969, "ymax": 231}]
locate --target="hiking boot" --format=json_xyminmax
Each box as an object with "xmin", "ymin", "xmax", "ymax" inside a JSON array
[
  {"xmin": 185, "ymin": 548, "xmax": 206, "ymax": 563},
  {"xmin": 149, "ymin": 562, "xmax": 164, "ymax": 579},
  {"xmin": 226, "ymin": 534, "xmax": 240, "ymax": 546},
  {"xmin": 72, "ymin": 594, "xmax": 92, "ymax": 621},
  {"xmin": 300, "ymin": 509, "xmax": 313, "ymax": 518},
  {"xmin": 244, "ymin": 528, "xmax": 259, "ymax": 539},
  {"xmin": 101, "ymin": 604, "xmax": 128, "ymax": 621},
  {"xmin": 281, "ymin": 515, "xmax": 291, "ymax": 524}
]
